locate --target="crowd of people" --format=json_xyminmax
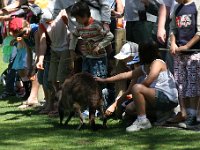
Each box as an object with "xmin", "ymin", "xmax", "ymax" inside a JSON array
[{"xmin": 0, "ymin": 0, "xmax": 200, "ymax": 132}]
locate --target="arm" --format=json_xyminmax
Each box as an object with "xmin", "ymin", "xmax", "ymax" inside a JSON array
[
  {"xmin": 96, "ymin": 67, "xmax": 144, "ymax": 83},
  {"xmin": 96, "ymin": 71, "xmax": 133, "ymax": 83},
  {"xmin": 176, "ymin": 35, "xmax": 200, "ymax": 52},
  {"xmin": 0, "ymin": 15, "xmax": 12, "ymax": 21},
  {"xmin": 115, "ymin": 0, "xmax": 124, "ymax": 14},
  {"xmin": 95, "ymin": 23, "xmax": 114, "ymax": 50},
  {"xmin": 69, "ymin": 29, "xmax": 79, "ymax": 51},
  {"xmin": 69, "ymin": 29, "xmax": 80, "ymax": 60},
  {"xmin": 141, "ymin": 60, "xmax": 163, "ymax": 87},
  {"xmin": 169, "ymin": 9, "xmax": 178, "ymax": 55},
  {"xmin": 110, "ymin": 79, "xmax": 137, "ymax": 111},
  {"xmin": 98, "ymin": 31, "xmax": 114, "ymax": 50},
  {"xmin": 157, "ymin": 4, "xmax": 170, "ymax": 44},
  {"xmin": 36, "ymin": 24, "xmax": 47, "ymax": 70},
  {"xmin": 170, "ymin": 33, "xmax": 177, "ymax": 55},
  {"xmin": 34, "ymin": 30, "xmax": 40, "ymax": 63},
  {"xmin": 1, "ymin": 0, "xmax": 27, "ymax": 14},
  {"xmin": 115, "ymin": 0, "xmax": 124, "ymax": 27}
]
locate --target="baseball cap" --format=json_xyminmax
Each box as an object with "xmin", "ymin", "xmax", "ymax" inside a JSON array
[
  {"xmin": 114, "ymin": 42, "xmax": 138, "ymax": 60},
  {"xmin": 127, "ymin": 54, "xmax": 140, "ymax": 65},
  {"xmin": 9, "ymin": 17, "xmax": 23, "ymax": 32}
]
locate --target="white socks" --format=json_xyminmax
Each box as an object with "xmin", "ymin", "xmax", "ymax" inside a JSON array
[{"xmin": 137, "ymin": 115, "xmax": 147, "ymax": 122}]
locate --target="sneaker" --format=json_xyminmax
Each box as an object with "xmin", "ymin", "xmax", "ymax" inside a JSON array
[
  {"xmin": 126, "ymin": 118, "xmax": 152, "ymax": 132},
  {"xmin": 178, "ymin": 115, "xmax": 197, "ymax": 129}
]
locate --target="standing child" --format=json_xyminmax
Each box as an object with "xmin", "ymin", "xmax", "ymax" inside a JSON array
[
  {"xmin": 69, "ymin": 1, "xmax": 113, "ymax": 115},
  {"xmin": 170, "ymin": 0, "xmax": 200, "ymax": 128},
  {"xmin": 69, "ymin": 1, "xmax": 114, "ymax": 79}
]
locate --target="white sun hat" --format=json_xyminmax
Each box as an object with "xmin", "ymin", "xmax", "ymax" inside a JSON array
[{"xmin": 114, "ymin": 42, "xmax": 138, "ymax": 60}]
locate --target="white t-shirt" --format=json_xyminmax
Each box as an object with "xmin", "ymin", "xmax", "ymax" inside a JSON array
[{"xmin": 124, "ymin": 0, "xmax": 157, "ymax": 22}]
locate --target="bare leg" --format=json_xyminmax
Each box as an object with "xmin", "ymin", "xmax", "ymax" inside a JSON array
[
  {"xmin": 131, "ymin": 84, "xmax": 156, "ymax": 116},
  {"xmin": 26, "ymin": 78, "xmax": 40, "ymax": 104}
]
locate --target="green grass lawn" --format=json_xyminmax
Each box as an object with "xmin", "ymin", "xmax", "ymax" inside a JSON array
[{"xmin": 0, "ymin": 50, "xmax": 200, "ymax": 150}]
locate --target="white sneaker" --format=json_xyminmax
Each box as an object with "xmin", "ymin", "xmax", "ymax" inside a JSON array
[{"xmin": 126, "ymin": 118, "xmax": 152, "ymax": 132}]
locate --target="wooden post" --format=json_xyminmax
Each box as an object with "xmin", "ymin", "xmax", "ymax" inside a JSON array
[{"xmin": 114, "ymin": 28, "xmax": 126, "ymax": 99}]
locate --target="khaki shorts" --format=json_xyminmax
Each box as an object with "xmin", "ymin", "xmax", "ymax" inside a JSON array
[{"xmin": 48, "ymin": 50, "xmax": 73, "ymax": 83}]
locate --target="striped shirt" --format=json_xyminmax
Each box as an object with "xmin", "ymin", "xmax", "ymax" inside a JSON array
[{"xmin": 69, "ymin": 18, "xmax": 113, "ymax": 58}]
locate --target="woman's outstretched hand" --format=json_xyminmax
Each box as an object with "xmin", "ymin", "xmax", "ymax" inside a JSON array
[{"xmin": 94, "ymin": 77, "xmax": 106, "ymax": 82}]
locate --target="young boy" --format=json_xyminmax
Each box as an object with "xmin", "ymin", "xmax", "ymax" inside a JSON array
[
  {"xmin": 105, "ymin": 42, "xmax": 139, "ymax": 117},
  {"xmin": 69, "ymin": 1, "xmax": 113, "ymax": 79},
  {"xmin": 170, "ymin": 0, "xmax": 200, "ymax": 128}
]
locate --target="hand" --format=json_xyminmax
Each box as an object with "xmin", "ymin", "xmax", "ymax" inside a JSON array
[
  {"xmin": 170, "ymin": 43, "xmax": 178, "ymax": 55},
  {"xmin": 111, "ymin": 10, "xmax": 123, "ymax": 18},
  {"xmin": 94, "ymin": 77, "xmax": 106, "ymax": 82},
  {"xmin": 36, "ymin": 60, "xmax": 44, "ymax": 70},
  {"xmin": 157, "ymin": 28, "xmax": 166, "ymax": 45},
  {"xmin": 93, "ymin": 46, "xmax": 100, "ymax": 55}
]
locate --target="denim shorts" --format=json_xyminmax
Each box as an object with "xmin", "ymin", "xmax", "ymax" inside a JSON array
[
  {"xmin": 155, "ymin": 90, "xmax": 178, "ymax": 111},
  {"xmin": 82, "ymin": 56, "xmax": 107, "ymax": 78}
]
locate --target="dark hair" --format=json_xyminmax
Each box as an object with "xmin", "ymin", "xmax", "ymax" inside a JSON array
[
  {"xmin": 70, "ymin": 1, "xmax": 91, "ymax": 18},
  {"xmin": 139, "ymin": 40, "xmax": 161, "ymax": 65}
]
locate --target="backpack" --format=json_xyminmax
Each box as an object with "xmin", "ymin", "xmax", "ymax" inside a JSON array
[{"xmin": 2, "ymin": 36, "xmax": 15, "ymax": 63}]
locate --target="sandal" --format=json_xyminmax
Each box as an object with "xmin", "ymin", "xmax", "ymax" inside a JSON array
[{"xmin": 0, "ymin": 91, "xmax": 15, "ymax": 99}]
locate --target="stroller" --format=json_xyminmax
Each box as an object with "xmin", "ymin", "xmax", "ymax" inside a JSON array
[{"xmin": 0, "ymin": 64, "xmax": 30, "ymax": 99}]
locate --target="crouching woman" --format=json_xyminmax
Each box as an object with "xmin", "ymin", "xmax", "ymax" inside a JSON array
[{"xmin": 95, "ymin": 40, "xmax": 178, "ymax": 132}]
